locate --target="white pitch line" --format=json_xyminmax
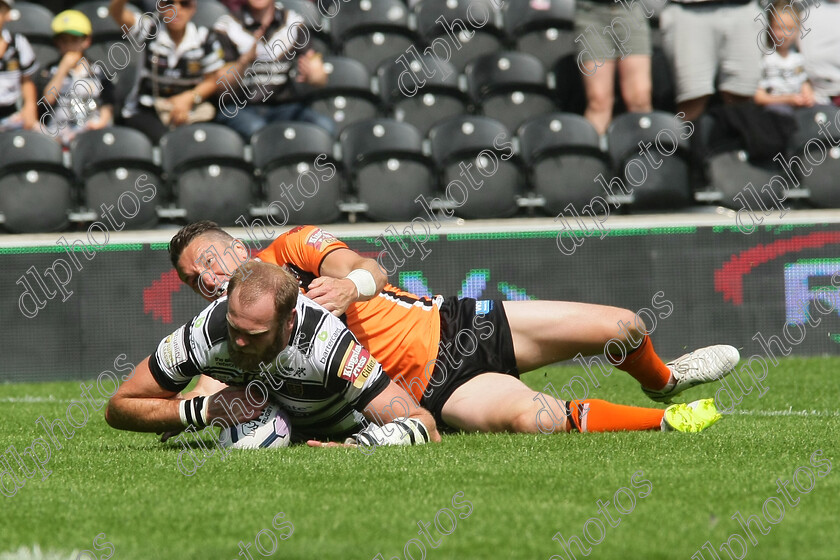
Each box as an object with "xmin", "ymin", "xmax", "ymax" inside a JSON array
[{"xmin": 0, "ymin": 396, "xmax": 73, "ymax": 403}]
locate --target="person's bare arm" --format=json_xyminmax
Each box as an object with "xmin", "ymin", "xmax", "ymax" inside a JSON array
[
  {"xmin": 109, "ymin": 0, "xmax": 136, "ymax": 30},
  {"xmin": 105, "ymin": 357, "xmax": 260, "ymax": 432},
  {"xmin": 306, "ymin": 248, "xmax": 388, "ymax": 315},
  {"xmin": 42, "ymin": 51, "xmax": 85, "ymax": 106},
  {"xmin": 20, "ymin": 76, "xmax": 38, "ymax": 130},
  {"xmin": 169, "ymin": 71, "xmax": 220, "ymax": 126}
]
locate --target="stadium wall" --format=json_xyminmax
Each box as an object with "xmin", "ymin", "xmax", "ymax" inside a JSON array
[{"xmin": 3, "ymin": 213, "xmax": 840, "ymax": 383}]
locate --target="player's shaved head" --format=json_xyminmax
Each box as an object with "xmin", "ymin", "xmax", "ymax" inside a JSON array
[
  {"xmin": 169, "ymin": 220, "xmax": 234, "ymax": 269},
  {"xmin": 227, "ymin": 261, "xmax": 299, "ymax": 321}
]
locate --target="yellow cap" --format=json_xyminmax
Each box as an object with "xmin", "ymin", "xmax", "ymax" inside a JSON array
[{"xmin": 52, "ymin": 10, "xmax": 92, "ymax": 37}]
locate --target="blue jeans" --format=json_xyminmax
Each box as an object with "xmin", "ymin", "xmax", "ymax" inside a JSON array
[{"xmin": 215, "ymin": 102, "xmax": 336, "ymax": 140}]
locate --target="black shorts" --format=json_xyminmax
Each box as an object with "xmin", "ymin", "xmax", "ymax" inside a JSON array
[{"xmin": 419, "ymin": 297, "xmax": 519, "ymax": 429}]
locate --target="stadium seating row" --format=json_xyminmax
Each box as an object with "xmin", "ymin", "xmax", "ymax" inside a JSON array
[
  {"xmin": 2, "ymin": 107, "xmax": 838, "ymax": 233},
  {"xmin": 10, "ymin": 0, "xmax": 675, "ymax": 125}
]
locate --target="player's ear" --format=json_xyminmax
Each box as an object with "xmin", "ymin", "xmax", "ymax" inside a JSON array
[{"xmin": 233, "ymin": 238, "xmax": 249, "ymax": 261}]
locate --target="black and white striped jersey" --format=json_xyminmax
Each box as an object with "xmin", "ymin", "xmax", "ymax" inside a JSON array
[
  {"xmin": 0, "ymin": 29, "xmax": 38, "ymax": 117},
  {"xmin": 148, "ymin": 294, "xmax": 389, "ymax": 440}
]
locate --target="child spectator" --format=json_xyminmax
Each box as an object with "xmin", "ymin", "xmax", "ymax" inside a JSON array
[
  {"xmin": 754, "ymin": 0, "xmax": 815, "ymax": 114},
  {"xmin": 39, "ymin": 10, "xmax": 115, "ymax": 145},
  {"xmin": 0, "ymin": 0, "xmax": 39, "ymax": 132}
]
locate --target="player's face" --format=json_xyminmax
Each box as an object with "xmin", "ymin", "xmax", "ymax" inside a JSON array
[
  {"xmin": 227, "ymin": 291, "xmax": 295, "ymax": 371},
  {"xmin": 177, "ymin": 236, "xmax": 250, "ymax": 301}
]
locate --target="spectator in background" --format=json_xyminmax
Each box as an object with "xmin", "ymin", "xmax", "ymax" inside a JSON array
[
  {"xmin": 109, "ymin": 0, "xmax": 225, "ymax": 143},
  {"xmin": 213, "ymin": 0, "xmax": 333, "ymax": 140},
  {"xmin": 660, "ymin": 0, "xmax": 763, "ymax": 122},
  {"xmin": 0, "ymin": 0, "xmax": 38, "ymax": 132},
  {"xmin": 798, "ymin": 0, "xmax": 840, "ymax": 106},
  {"xmin": 754, "ymin": 0, "xmax": 814, "ymax": 114},
  {"xmin": 574, "ymin": 0, "xmax": 652, "ymax": 135},
  {"xmin": 40, "ymin": 10, "xmax": 115, "ymax": 145}
]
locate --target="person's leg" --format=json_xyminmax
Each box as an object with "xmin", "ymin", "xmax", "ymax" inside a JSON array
[
  {"xmin": 440, "ymin": 373, "xmax": 668, "ymax": 433},
  {"xmin": 265, "ymin": 102, "xmax": 336, "ymax": 135},
  {"xmin": 717, "ymin": 3, "xmax": 763, "ymax": 106},
  {"xmin": 660, "ymin": 3, "xmax": 718, "ymax": 121},
  {"xmin": 503, "ymin": 301, "xmax": 640, "ymax": 366},
  {"xmin": 582, "ymin": 59, "xmax": 618, "ymax": 135},
  {"xmin": 215, "ymin": 105, "xmax": 268, "ymax": 141},
  {"xmin": 501, "ymin": 300, "xmax": 739, "ymax": 401},
  {"xmin": 618, "ymin": 54, "xmax": 653, "ymax": 113},
  {"xmin": 123, "ymin": 106, "xmax": 170, "ymax": 144}
]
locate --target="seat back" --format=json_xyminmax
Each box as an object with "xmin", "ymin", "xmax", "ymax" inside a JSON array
[
  {"xmin": 159, "ymin": 123, "xmax": 247, "ymax": 173},
  {"xmin": 0, "ymin": 131, "xmax": 73, "ymax": 233}
]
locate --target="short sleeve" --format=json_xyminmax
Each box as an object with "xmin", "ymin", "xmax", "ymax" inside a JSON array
[{"xmin": 258, "ymin": 226, "xmax": 349, "ymax": 276}]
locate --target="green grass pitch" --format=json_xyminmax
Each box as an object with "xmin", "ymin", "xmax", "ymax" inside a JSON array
[{"xmin": 1, "ymin": 357, "xmax": 838, "ymax": 560}]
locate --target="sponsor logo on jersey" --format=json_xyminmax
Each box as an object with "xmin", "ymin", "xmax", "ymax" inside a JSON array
[
  {"xmin": 193, "ymin": 316, "xmax": 206, "ymax": 330},
  {"xmin": 338, "ymin": 343, "xmax": 374, "ymax": 387},
  {"xmin": 318, "ymin": 329, "xmax": 342, "ymax": 363},
  {"xmin": 305, "ymin": 228, "xmax": 338, "ymax": 251},
  {"xmin": 161, "ymin": 326, "xmax": 188, "ymax": 369},
  {"xmin": 475, "ymin": 300, "xmax": 493, "ymax": 314}
]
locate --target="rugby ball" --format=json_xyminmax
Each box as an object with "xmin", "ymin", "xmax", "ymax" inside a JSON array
[{"xmin": 218, "ymin": 402, "xmax": 292, "ymax": 449}]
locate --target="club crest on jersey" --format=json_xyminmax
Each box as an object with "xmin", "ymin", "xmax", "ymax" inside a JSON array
[
  {"xmin": 338, "ymin": 343, "xmax": 375, "ymax": 387},
  {"xmin": 284, "ymin": 380, "xmax": 305, "ymax": 397},
  {"xmin": 305, "ymin": 228, "xmax": 337, "ymax": 251}
]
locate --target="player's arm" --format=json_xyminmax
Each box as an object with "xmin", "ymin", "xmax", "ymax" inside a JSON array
[
  {"xmin": 362, "ymin": 379, "xmax": 441, "ymax": 444},
  {"xmin": 105, "ymin": 356, "xmax": 182, "ymax": 432},
  {"xmin": 106, "ymin": 358, "xmax": 260, "ymax": 432},
  {"xmin": 307, "ymin": 248, "xmax": 388, "ymax": 315}
]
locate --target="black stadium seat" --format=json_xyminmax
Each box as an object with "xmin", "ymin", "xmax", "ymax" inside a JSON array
[
  {"xmin": 415, "ymin": 0, "xmax": 504, "ymax": 73},
  {"xmin": 696, "ymin": 112, "xmax": 789, "ymax": 209},
  {"xmin": 787, "ymin": 105, "xmax": 840, "ymax": 208},
  {"xmin": 518, "ymin": 113, "xmax": 612, "ymax": 214},
  {"xmin": 377, "ymin": 54, "xmax": 467, "ymax": 136},
  {"xmin": 465, "ymin": 51, "xmax": 556, "ymax": 131},
  {"xmin": 606, "ymin": 111, "xmax": 692, "ymax": 210},
  {"xmin": 428, "ymin": 115, "xmax": 522, "ymax": 219},
  {"xmin": 73, "ymin": 1, "xmax": 128, "ymax": 42},
  {"xmin": 70, "ymin": 127, "xmax": 161, "ymax": 229},
  {"xmin": 251, "ymin": 122, "xmax": 342, "ymax": 225},
  {"xmin": 339, "ymin": 118, "xmax": 435, "ymax": 221},
  {"xmin": 0, "ymin": 131, "xmax": 74, "ymax": 233},
  {"xmin": 191, "ymin": 0, "xmax": 230, "ymax": 30},
  {"xmin": 159, "ymin": 124, "xmax": 255, "ymax": 226},
  {"xmin": 281, "ymin": 0, "xmax": 332, "ymax": 54},
  {"xmin": 330, "ymin": 0, "xmax": 417, "ymax": 73},
  {"xmin": 299, "ymin": 56, "xmax": 379, "ymax": 135},
  {"xmin": 503, "ymin": 0, "xmax": 576, "ymax": 69},
  {"xmin": 6, "ymin": 2, "xmax": 53, "ymax": 45}
]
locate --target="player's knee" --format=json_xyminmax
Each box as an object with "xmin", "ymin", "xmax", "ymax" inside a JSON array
[{"xmin": 617, "ymin": 308, "xmax": 646, "ymax": 345}]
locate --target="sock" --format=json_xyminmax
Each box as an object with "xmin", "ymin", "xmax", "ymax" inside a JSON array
[
  {"xmin": 610, "ymin": 335, "xmax": 672, "ymax": 391},
  {"xmin": 566, "ymin": 399, "xmax": 665, "ymax": 432}
]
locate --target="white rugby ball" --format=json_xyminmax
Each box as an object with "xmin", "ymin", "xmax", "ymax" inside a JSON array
[{"xmin": 218, "ymin": 402, "xmax": 292, "ymax": 449}]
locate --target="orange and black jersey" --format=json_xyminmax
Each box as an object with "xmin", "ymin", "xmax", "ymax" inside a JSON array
[{"xmin": 257, "ymin": 226, "xmax": 443, "ymax": 404}]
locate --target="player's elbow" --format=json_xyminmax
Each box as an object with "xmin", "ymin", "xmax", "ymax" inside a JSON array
[
  {"xmin": 369, "ymin": 262, "xmax": 388, "ymax": 291},
  {"xmin": 104, "ymin": 397, "xmax": 126, "ymax": 430}
]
